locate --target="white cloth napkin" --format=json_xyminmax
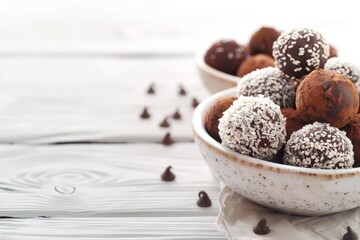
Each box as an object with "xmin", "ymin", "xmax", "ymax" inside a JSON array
[{"xmin": 217, "ymin": 186, "xmax": 360, "ymax": 240}]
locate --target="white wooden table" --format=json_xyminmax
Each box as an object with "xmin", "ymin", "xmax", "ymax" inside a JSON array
[{"xmin": 0, "ymin": 1, "xmax": 359, "ymax": 239}]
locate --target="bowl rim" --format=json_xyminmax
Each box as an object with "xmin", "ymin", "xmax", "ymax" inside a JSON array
[
  {"xmin": 195, "ymin": 45, "xmax": 241, "ymax": 84},
  {"xmin": 192, "ymin": 87, "xmax": 360, "ymax": 177}
]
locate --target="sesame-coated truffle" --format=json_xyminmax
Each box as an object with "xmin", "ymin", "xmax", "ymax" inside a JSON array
[
  {"xmin": 204, "ymin": 40, "xmax": 247, "ymax": 75},
  {"xmin": 324, "ymin": 57, "xmax": 360, "ymax": 85},
  {"xmin": 219, "ymin": 95, "xmax": 286, "ymax": 160},
  {"xmin": 248, "ymin": 26, "xmax": 281, "ymax": 57},
  {"xmin": 237, "ymin": 67, "xmax": 295, "ymax": 108},
  {"xmin": 273, "ymin": 28, "xmax": 330, "ymax": 80},
  {"xmin": 284, "ymin": 122, "xmax": 354, "ymax": 169},
  {"xmin": 281, "ymin": 108, "xmax": 306, "ymax": 141},
  {"xmin": 342, "ymin": 114, "xmax": 360, "ymax": 167},
  {"xmin": 205, "ymin": 96, "xmax": 237, "ymax": 143},
  {"xmin": 236, "ymin": 54, "xmax": 275, "ymax": 77},
  {"xmin": 296, "ymin": 69, "xmax": 359, "ymax": 128}
]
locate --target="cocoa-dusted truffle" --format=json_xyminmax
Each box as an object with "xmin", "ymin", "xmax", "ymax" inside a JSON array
[
  {"xmin": 205, "ymin": 96, "xmax": 237, "ymax": 142},
  {"xmin": 204, "ymin": 40, "xmax": 247, "ymax": 75},
  {"xmin": 219, "ymin": 95, "xmax": 286, "ymax": 160},
  {"xmin": 281, "ymin": 108, "xmax": 305, "ymax": 141},
  {"xmin": 284, "ymin": 122, "xmax": 354, "ymax": 169},
  {"xmin": 248, "ymin": 26, "xmax": 281, "ymax": 56},
  {"xmin": 236, "ymin": 54, "xmax": 275, "ymax": 77},
  {"xmin": 296, "ymin": 69, "xmax": 359, "ymax": 128},
  {"xmin": 342, "ymin": 114, "xmax": 360, "ymax": 167},
  {"xmin": 273, "ymin": 28, "xmax": 330, "ymax": 80},
  {"xmin": 329, "ymin": 45, "xmax": 338, "ymax": 58},
  {"xmin": 237, "ymin": 67, "xmax": 295, "ymax": 108},
  {"xmin": 324, "ymin": 57, "xmax": 360, "ymax": 85}
]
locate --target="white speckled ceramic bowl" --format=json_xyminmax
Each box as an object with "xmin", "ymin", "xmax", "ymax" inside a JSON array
[
  {"xmin": 193, "ymin": 88, "xmax": 360, "ymax": 216},
  {"xmin": 195, "ymin": 47, "xmax": 240, "ymax": 93}
]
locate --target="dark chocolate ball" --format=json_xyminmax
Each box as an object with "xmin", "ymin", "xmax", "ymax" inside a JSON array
[
  {"xmin": 284, "ymin": 122, "xmax": 354, "ymax": 169},
  {"xmin": 248, "ymin": 26, "xmax": 281, "ymax": 57},
  {"xmin": 236, "ymin": 54, "xmax": 274, "ymax": 77},
  {"xmin": 296, "ymin": 69, "xmax": 359, "ymax": 128},
  {"xmin": 204, "ymin": 40, "xmax": 247, "ymax": 75},
  {"xmin": 204, "ymin": 96, "xmax": 237, "ymax": 142},
  {"xmin": 329, "ymin": 45, "xmax": 338, "ymax": 58},
  {"xmin": 273, "ymin": 28, "xmax": 330, "ymax": 80},
  {"xmin": 342, "ymin": 114, "xmax": 360, "ymax": 167},
  {"xmin": 280, "ymin": 108, "xmax": 305, "ymax": 141}
]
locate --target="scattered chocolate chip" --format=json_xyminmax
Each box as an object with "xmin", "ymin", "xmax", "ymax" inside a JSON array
[
  {"xmin": 159, "ymin": 117, "xmax": 170, "ymax": 128},
  {"xmin": 197, "ymin": 191, "xmax": 212, "ymax": 207},
  {"xmin": 162, "ymin": 132, "xmax": 174, "ymax": 145},
  {"xmin": 161, "ymin": 166, "xmax": 175, "ymax": 181},
  {"xmin": 140, "ymin": 107, "xmax": 150, "ymax": 119},
  {"xmin": 253, "ymin": 218, "xmax": 270, "ymax": 235},
  {"xmin": 192, "ymin": 98, "xmax": 199, "ymax": 108},
  {"xmin": 343, "ymin": 226, "xmax": 359, "ymax": 240},
  {"xmin": 179, "ymin": 85, "xmax": 187, "ymax": 96},
  {"xmin": 172, "ymin": 109, "xmax": 182, "ymax": 120},
  {"xmin": 147, "ymin": 84, "xmax": 155, "ymax": 94}
]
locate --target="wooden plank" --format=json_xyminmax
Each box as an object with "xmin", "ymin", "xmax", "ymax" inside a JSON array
[
  {"xmin": 0, "ymin": 143, "xmax": 223, "ymax": 238},
  {"xmin": 0, "ymin": 143, "xmax": 218, "ymax": 216},
  {"xmin": 0, "ymin": 57, "xmax": 208, "ymax": 144}
]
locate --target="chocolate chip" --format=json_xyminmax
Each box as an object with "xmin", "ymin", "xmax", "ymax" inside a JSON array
[
  {"xmin": 253, "ymin": 218, "xmax": 270, "ymax": 235},
  {"xmin": 159, "ymin": 117, "xmax": 170, "ymax": 128},
  {"xmin": 192, "ymin": 98, "xmax": 199, "ymax": 108},
  {"xmin": 140, "ymin": 107, "xmax": 150, "ymax": 119},
  {"xmin": 161, "ymin": 166, "xmax": 175, "ymax": 181},
  {"xmin": 197, "ymin": 191, "xmax": 212, "ymax": 207},
  {"xmin": 172, "ymin": 109, "xmax": 181, "ymax": 120},
  {"xmin": 147, "ymin": 84, "xmax": 155, "ymax": 94},
  {"xmin": 343, "ymin": 226, "xmax": 359, "ymax": 240},
  {"xmin": 179, "ymin": 85, "xmax": 187, "ymax": 96},
  {"xmin": 162, "ymin": 132, "xmax": 174, "ymax": 145}
]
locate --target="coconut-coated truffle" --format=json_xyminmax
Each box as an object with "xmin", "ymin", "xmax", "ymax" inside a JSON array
[
  {"xmin": 237, "ymin": 67, "xmax": 295, "ymax": 108},
  {"xmin": 219, "ymin": 95, "xmax": 286, "ymax": 160},
  {"xmin": 204, "ymin": 40, "xmax": 247, "ymax": 75},
  {"xmin": 281, "ymin": 108, "xmax": 306, "ymax": 141},
  {"xmin": 284, "ymin": 122, "xmax": 354, "ymax": 169},
  {"xmin": 248, "ymin": 26, "xmax": 281, "ymax": 56},
  {"xmin": 236, "ymin": 54, "xmax": 275, "ymax": 77},
  {"xmin": 273, "ymin": 28, "xmax": 330, "ymax": 80},
  {"xmin": 296, "ymin": 69, "xmax": 359, "ymax": 128},
  {"xmin": 204, "ymin": 96, "xmax": 237, "ymax": 143},
  {"xmin": 342, "ymin": 114, "xmax": 360, "ymax": 167},
  {"xmin": 324, "ymin": 57, "xmax": 360, "ymax": 85}
]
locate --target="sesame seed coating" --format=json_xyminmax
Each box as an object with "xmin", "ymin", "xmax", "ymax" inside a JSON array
[
  {"xmin": 284, "ymin": 122, "xmax": 354, "ymax": 169},
  {"xmin": 273, "ymin": 28, "xmax": 330, "ymax": 80}
]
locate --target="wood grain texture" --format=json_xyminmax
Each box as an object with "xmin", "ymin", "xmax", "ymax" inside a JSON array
[{"xmin": 0, "ymin": 57, "xmax": 208, "ymax": 144}]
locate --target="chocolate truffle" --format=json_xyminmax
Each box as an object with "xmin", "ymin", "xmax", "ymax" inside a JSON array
[
  {"xmin": 281, "ymin": 108, "xmax": 305, "ymax": 141},
  {"xmin": 236, "ymin": 54, "xmax": 275, "ymax": 77},
  {"xmin": 237, "ymin": 67, "xmax": 295, "ymax": 108},
  {"xmin": 329, "ymin": 45, "xmax": 338, "ymax": 58},
  {"xmin": 273, "ymin": 28, "xmax": 330, "ymax": 80},
  {"xmin": 284, "ymin": 122, "xmax": 354, "ymax": 169},
  {"xmin": 324, "ymin": 57, "xmax": 360, "ymax": 85},
  {"xmin": 205, "ymin": 96, "xmax": 237, "ymax": 142},
  {"xmin": 204, "ymin": 40, "xmax": 247, "ymax": 75},
  {"xmin": 296, "ymin": 69, "xmax": 359, "ymax": 128},
  {"xmin": 219, "ymin": 95, "xmax": 286, "ymax": 160},
  {"xmin": 248, "ymin": 26, "xmax": 281, "ymax": 56},
  {"xmin": 342, "ymin": 114, "xmax": 360, "ymax": 167}
]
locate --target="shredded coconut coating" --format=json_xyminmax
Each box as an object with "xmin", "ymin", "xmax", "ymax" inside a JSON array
[
  {"xmin": 236, "ymin": 67, "xmax": 295, "ymax": 108},
  {"xmin": 284, "ymin": 122, "xmax": 354, "ymax": 169},
  {"xmin": 219, "ymin": 95, "xmax": 286, "ymax": 160},
  {"xmin": 273, "ymin": 28, "xmax": 330, "ymax": 80},
  {"xmin": 324, "ymin": 57, "xmax": 360, "ymax": 90}
]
